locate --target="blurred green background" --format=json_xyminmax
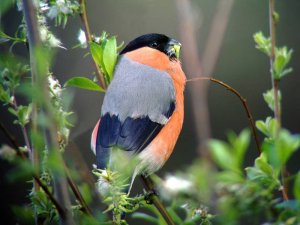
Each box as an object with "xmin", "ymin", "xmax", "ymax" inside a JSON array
[{"xmin": 1, "ymin": 0, "xmax": 300, "ymax": 224}]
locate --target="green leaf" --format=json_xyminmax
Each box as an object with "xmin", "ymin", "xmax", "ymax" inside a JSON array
[
  {"xmin": 294, "ymin": 172, "xmax": 300, "ymax": 202},
  {"xmin": 273, "ymin": 12, "xmax": 280, "ymax": 23},
  {"xmin": 12, "ymin": 206, "xmax": 35, "ymax": 224},
  {"xmin": 233, "ymin": 129, "xmax": 250, "ymax": 167},
  {"xmin": 245, "ymin": 167, "xmax": 275, "ymax": 187},
  {"xmin": 102, "ymin": 36, "xmax": 118, "ymax": 80},
  {"xmin": 90, "ymin": 42, "xmax": 106, "ymax": 73},
  {"xmin": 8, "ymin": 105, "xmax": 32, "ymax": 126},
  {"xmin": 256, "ymin": 120, "xmax": 268, "ymax": 136},
  {"xmin": 253, "ymin": 32, "xmax": 271, "ymax": 55},
  {"xmin": 47, "ymin": 150, "xmax": 65, "ymax": 176},
  {"xmin": 280, "ymin": 68, "xmax": 293, "ymax": 78},
  {"xmin": 256, "ymin": 117, "xmax": 278, "ymax": 140},
  {"xmin": 273, "ymin": 54, "xmax": 285, "ymax": 79},
  {"xmin": 217, "ymin": 171, "xmax": 244, "ymax": 184},
  {"xmin": 275, "ymin": 200, "xmax": 298, "ymax": 211},
  {"xmin": 132, "ymin": 212, "xmax": 158, "ymax": 223},
  {"xmin": 117, "ymin": 41, "xmax": 125, "ymax": 51},
  {"xmin": 0, "ymin": 85, "xmax": 10, "ymax": 103},
  {"xmin": 245, "ymin": 167, "xmax": 263, "ymax": 181},
  {"xmin": 167, "ymin": 208, "xmax": 183, "ymax": 224},
  {"xmin": 7, "ymin": 159, "xmax": 35, "ymax": 182},
  {"xmin": 64, "ymin": 77, "xmax": 105, "ymax": 92},
  {"xmin": 254, "ymin": 154, "xmax": 274, "ymax": 177},
  {"xmin": 209, "ymin": 140, "xmax": 236, "ymax": 171},
  {"xmin": 79, "ymin": 183, "xmax": 92, "ymax": 205},
  {"xmin": 17, "ymin": 104, "xmax": 32, "ymax": 126},
  {"xmin": 246, "ymin": 153, "xmax": 280, "ymax": 187},
  {"xmin": 264, "ymin": 129, "xmax": 300, "ymax": 171},
  {"xmin": 8, "ymin": 107, "xmax": 17, "ymax": 116},
  {"xmin": 0, "ymin": 0, "xmax": 15, "ymax": 15},
  {"xmin": 263, "ymin": 89, "xmax": 281, "ymax": 112},
  {"xmin": 273, "ymin": 47, "xmax": 293, "ymax": 79}
]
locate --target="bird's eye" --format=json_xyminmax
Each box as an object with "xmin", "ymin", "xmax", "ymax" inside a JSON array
[{"xmin": 150, "ymin": 42, "xmax": 158, "ymax": 48}]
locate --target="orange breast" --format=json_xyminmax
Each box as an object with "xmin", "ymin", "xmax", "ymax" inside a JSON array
[{"xmin": 126, "ymin": 47, "xmax": 186, "ymax": 167}]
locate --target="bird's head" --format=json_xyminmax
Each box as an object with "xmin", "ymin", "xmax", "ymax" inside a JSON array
[{"xmin": 120, "ymin": 33, "xmax": 181, "ymax": 60}]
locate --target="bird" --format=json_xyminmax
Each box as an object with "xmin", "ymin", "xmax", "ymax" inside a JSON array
[{"xmin": 91, "ymin": 33, "xmax": 186, "ymax": 193}]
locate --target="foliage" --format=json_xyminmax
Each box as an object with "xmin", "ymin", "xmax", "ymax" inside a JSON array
[
  {"xmin": 64, "ymin": 76, "xmax": 105, "ymax": 92},
  {"xmin": 1, "ymin": 1, "xmax": 300, "ymax": 225},
  {"xmin": 254, "ymin": 32, "xmax": 293, "ymax": 80}
]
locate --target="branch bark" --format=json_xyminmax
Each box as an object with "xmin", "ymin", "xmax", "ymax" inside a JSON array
[
  {"xmin": 140, "ymin": 176, "xmax": 175, "ymax": 225},
  {"xmin": 187, "ymin": 77, "xmax": 261, "ymax": 154},
  {"xmin": 22, "ymin": 0, "xmax": 75, "ymax": 224},
  {"xmin": 268, "ymin": 0, "xmax": 289, "ymax": 201},
  {"xmin": 0, "ymin": 122, "xmax": 66, "ymax": 219}
]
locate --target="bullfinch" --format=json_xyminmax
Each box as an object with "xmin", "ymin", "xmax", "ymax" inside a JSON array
[{"xmin": 91, "ymin": 33, "xmax": 186, "ymax": 192}]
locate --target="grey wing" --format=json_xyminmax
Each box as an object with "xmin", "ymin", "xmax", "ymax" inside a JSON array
[
  {"xmin": 101, "ymin": 56, "xmax": 176, "ymax": 124},
  {"xmin": 95, "ymin": 56, "xmax": 176, "ymax": 169}
]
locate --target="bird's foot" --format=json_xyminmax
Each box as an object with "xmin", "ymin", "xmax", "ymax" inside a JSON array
[{"xmin": 144, "ymin": 189, "xmax": 158, "ymax": 204}]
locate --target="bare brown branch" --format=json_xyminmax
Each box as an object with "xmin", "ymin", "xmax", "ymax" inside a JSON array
[{"xmin": 187, "ymin": 77, "xmax": 261, "ymax": 154}]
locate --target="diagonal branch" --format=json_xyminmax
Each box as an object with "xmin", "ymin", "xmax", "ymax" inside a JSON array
[
  {"xmin": 187, "ymin": 77, "xmax": 261, "ymax": 154},
  {"xmin": 0, "ymin": 121, "xmax": 66, "ymax": 218},
  {"xmin": 1, "ymin": 119, "xmax": 92, "ymax": 216},
  {"xmin": 64, "ymin": 163, "xmax": 93, "ymax": 215},
  {"xmin": 140, "ymin": 175, "xmax": 175, "ymax": 225}
]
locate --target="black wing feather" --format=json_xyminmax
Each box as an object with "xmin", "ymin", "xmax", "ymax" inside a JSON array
[{"xmin": 95, "ymin": 102, "xmax": 175, "ymax": 169}]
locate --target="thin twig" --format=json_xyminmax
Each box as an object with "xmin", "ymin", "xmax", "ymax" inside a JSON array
[
  {"xmin": 0, "ymin": 121, "xmax": 19, "ymax": 149},
  {"xmin": 187, "ymin": 77, "xmax": 261, "ymax": 154},
  {"xmin": 20, "ymin": 0, "xmax": 41, "ymax": 220},
  {"xmin": 0, "ymin": 120, "xmax": 92, "ymax": 216},
  {"xmin": 268, "ymin": 0, "xmax": 289, "ymax": 201},
  {"xmin": 269, "ymin": 0, "xmax": 281, "ymax": 129},
  {"xmin": 64, "ymin": 163, "xmax": 93, "ymax": 215},
  {"xmin": 13, "ymin": 98, "xmax": 41, "ymax": 223},
  {"xmin": 0, "ymin": 121, "xmax": 67, "ymax": 218},
  {"xmin": 11, "ymin": 97, "xmax": 33, "ymax": 157},
  {"xmin": 22, "ymin": 0, "xmax": 75, "ymax": 223},
  {"xmin": 33, "ymin": 175, "xmax": 66, "ymax": 218},
  {"xmin": 140, "ymin": 175, "xmax": 175, "ymax": 225},
  {"xmin": 79, "ymin": 0, "xmax": 106, "ymax": 89},
  {"xmin": 22, "ymin": 0, "xmax": 91, "ymax": 217}
]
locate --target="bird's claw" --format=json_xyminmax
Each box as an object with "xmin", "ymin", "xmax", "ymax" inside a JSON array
[{"xmin": 144, "ymin": 189, "xmax": 158, "ymax": 204}]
